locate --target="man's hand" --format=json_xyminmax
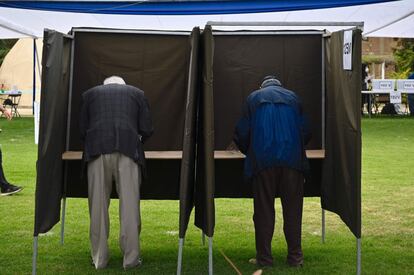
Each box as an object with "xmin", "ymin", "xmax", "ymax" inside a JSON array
[{"xmin": 2, "ymin": 109, "xmax": 12, "ymax": 120}]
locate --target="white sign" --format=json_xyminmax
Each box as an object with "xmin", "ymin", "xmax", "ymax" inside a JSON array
[
  {"xmin": 397, "ymin": 79, "xmax": 414, "ymax": 91},
  {"xmin": 389, "ymin": 91, "xmax": 402, "ymax": 104},
  {"xmin": 343, "ymin": 30, "xmax": 353, "ymax": 70},
  {"xmin": 372, "ymin": 79, "xmax": 395, "ymax": 92}
]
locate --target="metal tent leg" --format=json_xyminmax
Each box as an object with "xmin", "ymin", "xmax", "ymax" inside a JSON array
[
  {"xmin": 357, "ymin": 238, "xmax": 361, "ymax": 275},
  {"xmin": 60, "ymin": 198, "xmax": 66, "ymax": 245},
  {"xmin": 177, "ymin": 238, "xmax": 184, "ymax": 275},
  {"xmin": 32, "ymin": 236, "xmax": 38, "ymax": 275},
  {"xmin": 202, "ymin": 232, "xmax": 206, "ymax": 245},
  {"xmin": 208, "ymin": 237, "xmax": 213, "ymax": 275},
  {"xmin": 322, "ymin": 209, "xmax": 326, "ymax": 243}
]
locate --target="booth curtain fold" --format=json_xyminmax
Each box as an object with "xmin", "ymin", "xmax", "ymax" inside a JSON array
[
  {"xmin": 34, "ymin": 30, "xmax": 71, "ymax": 236},
  {"xmin": 194, "ymin": 25, "xmax": 215, "ymax": 238},
  {"xmin": 179, "ymin": 27, "xmax": 200, "ymax": 238},
  {"xmin": 322, "ymin": 29, "xmax": 362, "ymax": 238}
]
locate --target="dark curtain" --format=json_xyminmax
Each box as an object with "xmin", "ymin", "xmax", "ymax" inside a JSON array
[
  {"xmin": 195, "ymin": 27, "xmax": 325, "ymax": 237},
  {"xmin": 195, "ymin": 25, "xmax": 215, "ymax": 238},
  {"xmin": 34, "ymin": 30, "xmax": 71, "ymax": 236},
  {"xmin": 66, "ymin": 30, "xmax": 192, "ymax": 199},
  {"xmin": 179, "ymin": 27, "xmax": 200, "ymax": 238},
  {"xmin": 322, "ymin": 29, "xmax": 362, "ymax": 238}
]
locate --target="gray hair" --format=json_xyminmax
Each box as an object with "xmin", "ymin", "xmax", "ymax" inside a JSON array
[{"xmin": 103, "ymin": 76, "xmax": 126, "ymax": 85}]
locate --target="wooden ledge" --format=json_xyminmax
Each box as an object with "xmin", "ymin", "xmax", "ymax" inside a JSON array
[{"xmin": 62, "ymin": 149, "xmax": 325, "ymax": 160}]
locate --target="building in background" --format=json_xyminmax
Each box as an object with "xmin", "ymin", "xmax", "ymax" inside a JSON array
[{"xmin": 362, "ymin": 37, "xmax": 398, "ymax": 79}]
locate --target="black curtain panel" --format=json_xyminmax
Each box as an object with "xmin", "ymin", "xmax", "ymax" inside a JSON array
[
  {"xmin": 179, "ymin": 28, "xmax": 200, "ymax": 238},
  {"xmin": 34, "ymin": 30, "xmax": 71, "ymax": 236},
  {"xmin": 195, "ymin": 27, "xmax": 325, "ymax": 237},
  {"xmin": 35, "ymin": 28, "xmax": 199, "ymax": 239},
  {"xmin": 195, "ymin": 25, "xmax": 216, "ymax": 238},
  {"xmin": 65, "ymin": 29, "xmax": 195, "ymax": 200},
  {"xmin": 322, "ymin": 29, "xmax": 362, "ymax": 238}
]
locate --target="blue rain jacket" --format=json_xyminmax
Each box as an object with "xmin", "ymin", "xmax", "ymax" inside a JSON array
[{"xmin": 234, "ymin": 80, "xmax": 311, "ymax": 179}]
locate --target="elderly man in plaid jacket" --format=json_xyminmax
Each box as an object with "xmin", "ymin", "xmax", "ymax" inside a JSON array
[{"xmin": 80, "ymin": 76, "xmax": 153, "ymax": 270}]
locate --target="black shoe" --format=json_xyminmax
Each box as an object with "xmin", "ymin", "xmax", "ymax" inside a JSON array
[
  {"xmin": 1, "ymin": 184, "xmax": 23, "ymax": 196},
  {"xmin": 287, "ymin": 259, "xmax": 303, "ymax": 268}
]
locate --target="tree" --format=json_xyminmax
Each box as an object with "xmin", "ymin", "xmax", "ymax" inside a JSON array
[
  {"xmin": 392, "ymin": 38, "xmax": 414, "ymax": 78},
  {"xmin": 0, "ymin": 39, "xmax": 17, "ymax": 65}
]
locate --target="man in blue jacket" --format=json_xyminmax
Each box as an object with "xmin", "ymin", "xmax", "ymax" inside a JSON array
[{"xmin": 234, "ymin": 75, "xmax": 310, "ymax": 268}]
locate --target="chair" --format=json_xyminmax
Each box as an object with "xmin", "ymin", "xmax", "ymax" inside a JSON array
[{"xmin": 3, "ymin": 92, "xmax": 22, "ymax": 117}]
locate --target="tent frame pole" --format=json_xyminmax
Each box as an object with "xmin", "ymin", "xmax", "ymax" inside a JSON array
[
  {"xmin": 60, "ymin": 33, "xmax": 76, "ymax": 245},
  {"xmin": 32, "ymin": 236, "xmax": 38, "ymax": 275},
  {"xmin": 60, "ymin": 197, "xmax": 66, "ymax": 245},
  {"xmin": 202, "ymin": 232, "xmax": 205, "ymax": 245},
  {"xmin": 32, "ymin": 38, "xmax": 36, "ymax": 115},
  {"xmin": 322, "ymin": 209, "xmax": 326, "ymax": 243},
  {"xmin": 357, "ymin": 238, "xmax": 361, "ymax": 275},
  {"xmin": 208, "ymin": 237, "xmax": 213, "ymax": 275},
  {"xmin": 177, "ymin": 238, "xmax": 184, "ymax": 275}
]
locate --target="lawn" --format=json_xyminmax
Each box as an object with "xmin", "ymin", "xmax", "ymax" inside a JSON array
[{"xmin": 0, "ymin": 117, "xmax": 413, "ymax": 274}]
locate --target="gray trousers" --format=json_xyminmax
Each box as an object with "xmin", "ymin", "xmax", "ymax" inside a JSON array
[{"xmin": 87, "ymin": 153, "xmax": 141, "ymax": 269}]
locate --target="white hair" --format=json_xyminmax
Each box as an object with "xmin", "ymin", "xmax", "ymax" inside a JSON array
[{"xmin": 103, "ymin": 76, "xmax": 126, "ymax": 85}]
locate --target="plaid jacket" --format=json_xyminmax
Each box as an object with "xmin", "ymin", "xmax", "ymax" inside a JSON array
[{"xmin": 80, "ymin": 83, "xmax": 153, "ymax": 167}]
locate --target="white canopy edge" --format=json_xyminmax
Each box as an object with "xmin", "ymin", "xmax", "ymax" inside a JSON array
[{"xmin": 0, "ymin": 0, "xmax": 412, "ymax": 39}]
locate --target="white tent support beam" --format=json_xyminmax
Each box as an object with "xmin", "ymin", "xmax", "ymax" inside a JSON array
[
  {"xmin": 32, "ymin": 236, "xmax": 38, "ymax": 275},
  {"xmin": 208, "ymin": 237, "xmax": 213, "ymax": 275},
  {"xmin": 60, "ymin": 34, "xmax": 76, "ymax": 245},
  {"xmin": 357, "ymin": 238, "xmax": 361, "ymax": 275},
  {"xmin": 60, "ymin": 197, "xmax": 66, "ymax": 245},
  {"xmin": 207, "ymin": 21, "xmax": 364, "ymax": 29},
  {"xmin": 32, "ymin": 38, "xmax": 36, "ymax": 114},
  {"xmin": 35, "ymin": 39, "xmax": 41, "ymax": 79},
  {"xmin": 0, "ymin": 16, "xmax": 37, "ymax": 38},
  {"xmin": 322, "ymin": 209, "xmax": 326, "ymax": 243},
  {"xmin": 363, "ymin": 10, "xmax": 414, "ymax": 36},
  {"xmin": 177, "ymin": 238, "xmax": 184, "ymax": 275}
]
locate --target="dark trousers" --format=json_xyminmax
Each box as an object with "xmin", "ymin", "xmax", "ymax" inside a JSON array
[
  {"xmin": 252, "ymin": 166, "xmax": 304, "ymax": 266},
  {"xmin": 0, "ymin": 148, "xmax": 9, "ymax": 188}
]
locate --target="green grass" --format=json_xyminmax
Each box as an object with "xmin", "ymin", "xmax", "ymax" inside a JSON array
[{"xmin": 0, "ymin": 117, "xmax": 413, "ymax": 274}]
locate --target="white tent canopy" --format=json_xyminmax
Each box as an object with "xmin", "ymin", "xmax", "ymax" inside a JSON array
[{"xmin": 0, "ymin": 0, "xmax": 412, "ymax": 38}]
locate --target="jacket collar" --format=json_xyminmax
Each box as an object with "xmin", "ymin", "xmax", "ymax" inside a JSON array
[{"xmin": 261, "ymin": 79, "xmax": 282, "ymax": 88}]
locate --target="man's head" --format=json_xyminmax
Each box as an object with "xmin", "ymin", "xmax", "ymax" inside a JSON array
[
  {"xmin": 103, "ymin": 76, "xmax": 126, "ymax": 85},
  {"xmin": 260, "ymin": 75, "xmax": 282, "ymax": 88}
]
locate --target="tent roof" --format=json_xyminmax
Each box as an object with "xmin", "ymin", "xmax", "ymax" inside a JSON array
[
  {"xmin": 0, "ymin": 0, "xmax": 412, "ymax": 38},
  {"xmin": 0, "ymin": 0, "xmax": 396, "ymax": 15}
]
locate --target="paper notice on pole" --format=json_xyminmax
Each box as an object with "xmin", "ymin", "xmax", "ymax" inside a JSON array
[
  {"xmin": 343, "ymin": 30, "xmax": 353, "ymax": 70},
  {"xmin": 389, "ymin": 91, "xmax": 402, "ymax": 104}
]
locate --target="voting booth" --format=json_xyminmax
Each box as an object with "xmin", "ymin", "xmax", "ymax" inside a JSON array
[
  {"xmin": 33, "ymin": 23, "xmax": 362, "ymax": 274},
  {"xmin": 195, "ymin": 24, "xmax": 362, "ymax": 274},
  {"xmin": 34, "ymin": 27, "xmax": 200, "ymax": 272}
]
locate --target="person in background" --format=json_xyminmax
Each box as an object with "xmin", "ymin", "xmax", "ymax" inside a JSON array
[
  {"xmin": 362, "ymin": 64, "xmax": 373, "ymax": 114},
  {"xmin": 0, "ymin": 105, "xmax": 23, "ymax": 196},
  {"xmin": 80, "ymin": 76, "xmax": 153, "ymax": 270},
  {"xmin": 234, "ymin": 75, "xmax": 311, "ymax": 268},
  {"xmin": 408, "ymin": 73, "xmax": 414, "ymax": 116}
]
